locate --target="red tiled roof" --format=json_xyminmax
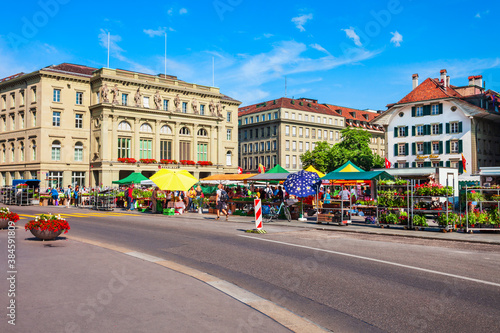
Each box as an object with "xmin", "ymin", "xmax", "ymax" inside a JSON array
[
  {"xmin": 43, "ymin": 63, "xmax": 98, "ymax": 77},
  {"xmin": 324, "ymin": 104, "xmax": 380, "ymax": 122},
  {"xmin": 397, "ymin": 78, "xmax": 462, "ymax": 104},
  {"xmin": 238, "ymin": 97, "xmax": 333, "ymax": 116}
]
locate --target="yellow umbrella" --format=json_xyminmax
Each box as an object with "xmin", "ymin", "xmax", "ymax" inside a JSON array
[{"xmin": 150, "ymin": 169, "xmax": 198, "ymax": 191}]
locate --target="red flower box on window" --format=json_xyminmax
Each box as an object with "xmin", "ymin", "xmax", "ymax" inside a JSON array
[
  {"xmin": 179, "ymin": 160, "xmax": 196, "ymax": 165},
  {"xmin": 160, "ymin": 159, "xmax": 178, "ymax": 164},
  {"xmin": 118, "ymin": 158, "xmax": 137, "ymax": 163},
  {"xmin": 139, "ymin": 159, "xmax": 157, "ymax": 164},
  {"xmin": 197, "ymin": 161, "xmax": 213, "ymax": 166},
  {"xmin": 118, "ymin": 157, "xmax": 137, "ymax": 163}
]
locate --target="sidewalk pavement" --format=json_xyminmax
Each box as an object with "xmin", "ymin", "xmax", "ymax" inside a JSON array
[{"xmin": 0, "ymin": 229, "xmax": 305, "ymax": 333}]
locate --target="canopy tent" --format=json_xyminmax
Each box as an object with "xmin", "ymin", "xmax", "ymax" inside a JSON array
[
  {"xmin": 333, "ymin": 161, "xmax": 365, "ymax": 173},
  {"xmin": 202, "ymin": 174, "xmax": 257, "ymax": 181},
  {"xmin": 140, "ymin": 180, "xmax": 156, "ymax": 186},
  {"xmin": 247, "ymin": 173, "xmax": 289, "ymax": 181},
  {"xmin": 266, "ymin": 164, "xmax": 289, "ymax": 174},
  {"xmin": 112, "ymin": 172, "xmax": 149, "ymax": 185},
  {"xmin": 322, "ymin": 170, "xmax": 394, "ymax": 182},
  {"xmin": 150, "ymin": 169, "xmax": 198, "ymax": 191},
  {"xmin": 304, "ymin": 165, "xmax": 325, "ymax": 178}
]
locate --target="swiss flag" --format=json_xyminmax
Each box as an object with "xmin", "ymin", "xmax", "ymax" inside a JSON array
[
  {"xmin": 384, "ymin": 157, "xmax": 391, "ymax": 169},
  {"xmin": 237, "ymin": 167, "xmax": 243, "ymax": 174}
]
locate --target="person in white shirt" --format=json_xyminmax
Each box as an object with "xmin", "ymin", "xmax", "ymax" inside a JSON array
[{"xmin": 339, "ymin": 186, "xmax": 350, "ymax": 201}]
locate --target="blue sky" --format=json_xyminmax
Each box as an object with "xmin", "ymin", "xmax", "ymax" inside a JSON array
[{"xmin": 1, "ymin": 0, "xmax": 499, "ymax": 110}]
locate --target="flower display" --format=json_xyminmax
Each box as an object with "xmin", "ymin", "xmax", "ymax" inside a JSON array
[
  {"xmin": 160, "ymin": 159, "xmax": 178, "ymax": 164},
  {"xmin": 118, "ymin": 158, "xmax": 137, "ymax": 163},
  {"xmin": 197, "ymin": 161, "xmax": 213, "ymax": 166},
  {"xmin": 139, "ymin": 158, "xmax": 157, "ymax": 164},
  {"xmin": 179, "ymin": 160, "xmax": 196, "ymax": 165},
  {"xmin": 414, "ymin": 183, "xmax": 453, "ymax": 196},
  {"xmin": 16, "ymin": 183, "xmax": 28, "ymax": 188},
  {"xmin": 25, "ymin": 214, "xmax": 70, "ymax": 234},
  {"xmin": 0, "ymin": 207, "xmax": 20, "ymax": 223}
]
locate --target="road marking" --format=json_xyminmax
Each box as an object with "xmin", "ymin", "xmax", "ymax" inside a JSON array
[{"xmin": 239, "ymin": 235, "xmax": 500, "ymax": 288}]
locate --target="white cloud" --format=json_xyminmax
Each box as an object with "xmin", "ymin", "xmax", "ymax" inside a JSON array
[
  {"xmin": 98, "ymin": 29, "xmax": 155, "ymax": 74},
  {"xmin": 292, "ymin": 13, "xmax": 313, "ymax": 32},
  {"xmin": 310, "ymin": 43, "xmax": 330, "ymax": 55},
  {"xmin": 390, "ymin": 31, "xmax": 403, "ymax": 47},
  {"xmin": 475, "ymin": 9, "xmax": 490, "ymax": 18},
  {"xmin": 144, "ymin": 27, "xmax": 166, "ymax": 37},
  {"xmin": 167, "ymin": 8, "xmax": 173, "ymax": 16},
  {"xmin": 254, "ymin": 33, "xmax": 274, "ymax": 40},
  {"xmin": 475, "ymin": 13, "xmax": 481, "ymax": 18},
  {"xmin": 179, "ymin": 8, "xmax": 188, "ymax": 15},
  {"xmin": 342, "ymin": 27, "xmax": 362, "ymax": 47}
]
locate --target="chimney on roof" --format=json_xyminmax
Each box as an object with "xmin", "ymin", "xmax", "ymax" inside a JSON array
[
  {"xmin": 440, "ymin": 69, "xmax": 447, "ymax": 87},
  {"xmin": 468, "ymin": 75, "xmax": 483, "ymax": 88},
  {"xmin": 412, "ymin": 74, "xmax": 419, "ymax": 90},
  {"xmin": 446, "ymin": 75, "xmax": 450, "ymax": 87}
]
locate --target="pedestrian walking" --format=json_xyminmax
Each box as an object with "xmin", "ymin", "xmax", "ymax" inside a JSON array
[
  {"xmin": 65, "ymin": 185, "xmax": 72, "ymax": 208},
  {"xmin": 74, "ymin": 185, "xmax": 80, "ymax": 207},
  {"xmin": 216, "ymin": 184, "xmax": 228, "ymax": 221},
  {"xmin": 125, "ymin": 184, "xmax": 134, "ymax": 211}
]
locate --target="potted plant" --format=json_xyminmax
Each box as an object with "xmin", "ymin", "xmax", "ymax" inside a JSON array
[
  {"xmin": 412, "ymin": 214, "xmax": 428, "ymax": 228},
  {"xmin": 25, "ymin": 213, "xmax": 70, "ymax": 240},
  {"xmin": 0, "ymin": 207, "xmax": 20, "ymax": 229}
]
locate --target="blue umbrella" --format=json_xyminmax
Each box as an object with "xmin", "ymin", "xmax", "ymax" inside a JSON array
[
  {"xmin": 284, "ymin": 170, "xmax": 321, "ymax": 220},
  {"xmin": 284, "ymin": 170, "xmax": 320, "ymax": 198}
]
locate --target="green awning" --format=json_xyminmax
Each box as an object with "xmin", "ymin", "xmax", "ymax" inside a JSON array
[
  {"xmin": 321, "ymin": 170, "xmax": 394, "ymax": 181},
  {"xmin": 266, "ymin": 164, "xmax": 289, "ymax": 174},
  {"xmin": 112, "ymin": 172, "xmax": 149, "ymax": 185}
]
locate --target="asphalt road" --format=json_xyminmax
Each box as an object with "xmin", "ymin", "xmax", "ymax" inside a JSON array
[{"xmin": 15, "ymin": 206, "xmax": 500, "ymax": 332}]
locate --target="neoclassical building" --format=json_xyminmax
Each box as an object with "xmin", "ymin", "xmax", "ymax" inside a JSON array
[{"xmin": 0, "ymin": 63, "xmax": 240, "ymax": 188}]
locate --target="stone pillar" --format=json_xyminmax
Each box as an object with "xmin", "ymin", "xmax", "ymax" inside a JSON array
[
  {"xmin": 173, "ymin": 122, "xmax": 179, "ymax": 161},
  {"xmin": 155, "ymin": 120, "xmax": 161, "ymax": 161},
  {"xmin": 134, "ymin": 118, "xmax": 140, "ymax": 159},
  {"xmin": 101, "ymin": 114, "xmax": 109, "ymax": 161},
  {"xmin": 210, "ymin": 125, "xmax": 217, "ymax": 165},
  {"xmin": 193, "ymin": 125, "xmax": 198, "ymax": 162},
  {"xmin": 111, "ymin": 116, "xmax": 118, "ymax": 161}
]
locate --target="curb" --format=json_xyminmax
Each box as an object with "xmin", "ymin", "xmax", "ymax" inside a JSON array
[{"xmin": 67, "ymin": 235, "xmax": 329, "ymax": 333}]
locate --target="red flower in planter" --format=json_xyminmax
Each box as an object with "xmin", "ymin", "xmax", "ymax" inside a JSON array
[
  {"xmin": 197, "ymin": 161, "xmax": 213, "ymax": 166},
  {"xmin": 180, "ymin": 160, "xmax": 196, "ymax": 165},
  {"xmin": 118, "ymin": 158, "xmax": 137, "ymax": 163},
  {"xmin": 139, "ymin": 159, "xmax": 157, "ymax": 164}
]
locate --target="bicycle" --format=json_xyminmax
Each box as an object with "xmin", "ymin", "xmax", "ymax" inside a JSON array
[{"xmin": 263, "ymin": 201, "xmax": 291, "ymax": 223}]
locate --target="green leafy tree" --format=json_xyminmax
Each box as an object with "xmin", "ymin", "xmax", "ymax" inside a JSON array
[{"xmin": 300, "ymin": 128, "xmax": 384, "ymax": 173}]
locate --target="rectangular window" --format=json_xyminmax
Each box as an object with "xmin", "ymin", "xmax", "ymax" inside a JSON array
[
  {"xmin": 75, "ymin": 114, "xmax": 83, "ymax": 128},
  {"xmin": 198, "ymin": 104, "xmax": 204, "ymax": 115},
  {"xmin": 74, "ymin": 145, "xmax": 83, "ymax": 161},
  {"xmin": 197, "ymin": 143, "xmax": 208, "ymax": 161},
  {"xmin": 285, "ymin": 140, "xmax": 290, "ymax": 150},
  {"xmin": 243, "ymin": 144, "xmax": 247, "ymax": 153},
  {"xmin": 143, "ymin": 97, "xmax": 150, "ymax": 108},
  {"xmin": 291, "ymin": 113, "xmax": 296, "ymax": 120},
  {"xmin": 431, "ymin": 104, "xmax": 439, "ymax": 115},
  {"xmin": 71, "ymin": 172, "xmax": 85, "ymax": 187},
  {"xmin": 399, "ymin": 127, "xmax": 406, "ymax": 137},
  {"xmin": 298, "ymin": 114, "xmax": 302, "ymax": 121},
  {"xmin": 53, "ymin": 89, "xmax": 61, "ymax": 102},
  {"xmin": 48, "ymin": 171, "xmax": 63, "ymax": 189},
  {"xmin": 451, "ymin": 140, "xmax": 459, "ymax": 153},
  {"xmin": 266, "ymin": 141, "xmax": 270, "ymax": 151},
  {"xmin": 227, "ymin": 112, "xmax": 232, "ymax": 122},
  {"xmin": 432, "ymin": 124, "xmax": 440, "ymax": 135},
  {"xmin": 32, "ymin": 87, "xmax": 37, "ymax": 103},
  {"xmin": 450, "ymin": 122, "xmax": 459, "ymax": 133},
  {"xmin": 292, "ymin": 126, "xmax": 296, "ymax": 136},
  {"xmin": 432, "ymin": 142, "xmax": 440, "ymax": 154},
  {"xmin": 305, "ymin": 128, "xmax": 309, "ymax": 138},
  {"xmin": 20, "ymin": 113, "xmax": 24, "ymax": 129},
  {"xmin": 292, "ymin": 141, "xmax": 296, "ymax": 151},
  {"xmin": 52, "ymin": 111, "xmax": 60, "ymax": 127},
  {"xmin": 179, "ymin": 141, "xmax": 191, "ymax": 160},
  {"xmin": 285, "ymin": 155, "xmax": 290, "ymax": 168},
  {"xmin": 51, "ymin": 143, "xmax": 61, "ymax": 161},
  {"xmin": 317, "ymin": 130, "xmax": 322, "ymax": 139},
  {"xmin": 417, "ymin": 162, "xmax": 424, "ymax": 168},
  {"xmin": 284, "ymin": 111, "xmax": 289, "ymax": 119},
  {"xmin": 20, "ymin": 91, "xmax": 25, "ymax": 105},
  {"xmin": 335, "ymin": 131, "xmax": 339, "ymax": 140},
  {"xmin": 122, "ymin": 94, "xmax": 128, "ymax": 106},
  {"xmin": 76, "ymin": 92, "xmax": 83, "ymax": 105},
  {"xmin": 118, "ymin": 138, "xmax": 131, "ymax": 158},
  {"xmin": 244, "ymin": 130, "xmax": 248, "ymax": 140},
  {"xmin": 227, "ymin": 129, "xmax": 232, "ymax": 140},
  {"xmin": 261, "ymin": 114, "xmax": 265, "ymax": 122},
  {"xmin": 139, "ymin": 139, "xmax": 152, "ymax": 159},
  {"xmin": 417, "ymin": 125, "xmax": 423, "ymax": 136},
  {"xmin": 330, "ymin": 131, "xmax": 333, "ymax": 140},
  {"xmin": 323, "ymin": 117, "xmax": 327, "ymax": 124},
  {"xmin": 299, "ymin": 141, "xmax": 303, "ymax": 151},
  {"xmin": 260, "ymin": 142, "xmax": 264, "ymax": 152},
  {"xmin": 299, "ymin": 127, "xmax": 303, "ymax": 137},
  {"xmin": 312, "ymin": 129, "xmax": 316, "ymax": 139},
  {"xmin": 306, "ymin": 142, "xmax": 310, "ymax": 151},
  {"xmin": 329, "ymin": 118, "xmax": 332, "ymax": 125},
  {"xmin": 398, "ymin": 143, "xmax": 406, "ymax": 156},
  {"xmin": 293, "ymin": 155, "xmax": 297, "ymax": 169},
  {"xmin": 285, "ymin": 126, "xmax": 290, "ymax": 135},
  {"xmin": 32, "ymin": 111, "xmax": 37, "ymax": 126},
  {"xmin": 311, "ymin": 115, "xmax": 315, "ymax": 123},
  {"xmin": 163, "ymin": 99, "xmax": 168, "ymax": 111},
  {"xmin": 416, "ymin": 106, "xmax": 423, "ymax": 117},
  {"xmin": 417, "ymin": 143, "xmax": 424, "ymax": 155},
  {"xmin": 250, "ymin": 117, "xmax": 254, "ymax": 124},
  {"xmin": 305, "ymin": 115, "xmax": 309, "ymax": 122},
  {"xmin": 274, "ymin": 112, "xmax": 278, "ymax": 119},
  {"xmin": 244, "ymin": 117, "xmax": 248, "ymax": 125},
  {"xmin": 273, "ymin": 140, "xmax": 277, "ymax": 150},
  {"xmin": 267, "ymin": 113, "xmax": 271, "ymax": 120},
  {"xmin": 249, "ymin": 144, "xmax": 253, "ymax": 153}
]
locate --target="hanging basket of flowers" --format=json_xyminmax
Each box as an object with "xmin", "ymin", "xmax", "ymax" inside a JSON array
[
  {"xmin": 25, "ymin": 213, "xmax": 70, "ymax": 240},
  {"xmin": 0, "ymin": 207, "xmax": 20, "ymax": 229}
]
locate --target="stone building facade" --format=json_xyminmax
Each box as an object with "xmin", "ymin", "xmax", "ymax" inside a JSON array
[{"xmin": 0, "ymin": 63, "xmax": 240, "ymax": 188}]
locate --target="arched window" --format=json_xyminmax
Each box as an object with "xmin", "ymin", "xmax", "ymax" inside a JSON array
[
  {"xmin": 20, "ymin": 142, "xmax": 24, "ymax": 162},
  {"xmin": 140, "ymin": 123, "xmax": 152, "ymax": 132},
  {"xmin": 2, "ymin": 144, "xmax": 5, "ymax": 163},
  {"xmin": 197, "ymin": 128, "xmax": 208, "ymax": 136},
  {"xmin": 10, "ymin": 143, "xmax": 14, "ymax": 162},
  {"xmin": 226, "ymin": 151, "xmax": 232, "ymax": 166},
  {"xmin": 179, "ymin": 127, "xmax": 190, "ymax": 135},
  {"xmin": 31, "ymin": 140, "xmax": 36, "ymax": 161},
  {"xmin": 51, "ymin": 140, "xmax": 61, "ymax": 161},
  {"xmin": 160, "ymin": 125, "xmax": 172, "ymax": 134},
  {"xmin": 118, "ymin": 121, "xmax": 131, "ymax": 131},
  {"xmin": 74, "ymin": 142, "xmax": 83, "ymax": 161}
]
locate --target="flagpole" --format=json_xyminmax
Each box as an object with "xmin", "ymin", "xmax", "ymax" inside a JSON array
[
  {"xmin": 107, "ymin": 32, "xmax": 110, "ymax": 68},
  {"xmin": 164, "ymin": 33, "xmax": 167, "ymax": 76},
  {"xmin": 212, "ymin": 56, "xmax": 215, "ymax": 87}
]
